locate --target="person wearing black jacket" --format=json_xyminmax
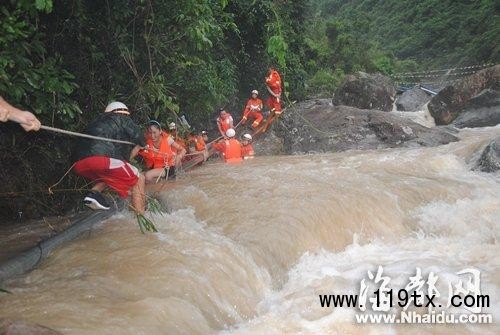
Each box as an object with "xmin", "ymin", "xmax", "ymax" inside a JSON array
[{"xmin": 72, "ymin": 102, "xmax": 146, "ymax": 214}]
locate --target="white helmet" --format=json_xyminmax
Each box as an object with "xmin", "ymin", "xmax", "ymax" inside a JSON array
[
  {"xmin": 105, "ymin": 101, "xmax": 129, "ymax": 114},
  {"xmin": 225, "ymin": 128, "xmax": 236, "ymax": 138},
  {"xmin": 251, "ymin": 89, "xmax": 258, "ymax": 95},
  {"xmin": 168, "ymin": 122, "xmax": 177, "ymax": 130},
  {"xmin": 242, "ymin": 133, "xmax": 252, "ymax": 141}
]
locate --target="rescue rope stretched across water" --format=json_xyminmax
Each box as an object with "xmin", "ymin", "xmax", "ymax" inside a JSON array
[
  {"xmin": 15, "ymin": 120, "xmax": 139, "ymax": 146},
  {"xmin": 39, "ymin": 125, "xmax": 138, "ymax": 146}
]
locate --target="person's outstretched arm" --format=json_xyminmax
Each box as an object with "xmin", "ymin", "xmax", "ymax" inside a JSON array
[{"xmin": 0, "ymin": 96, "xmax": 41, "ymax": 131}]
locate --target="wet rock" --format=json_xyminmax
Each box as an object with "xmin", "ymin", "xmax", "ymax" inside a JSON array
[
  {"xmin": 332, "ymin": 72, "xmax": 396, "ymax": 112},
  {"xmin": 275, "ymin": 99, "xmax": 458, "ymax": 154},
  {"xmin": 475, "ymin": 137, "xmax": 500, "ymax": 173},
  {"xmin": 0, "ymin": 319, "xmax": 61, "ymax": 335},
  {"xmin": 395, "ymin": 86, "xmax": 432, "ymax": 111},
  {"xmin": 428, "ymin": 65, "xmax": 500, "ymax": 125},
  {"xmin": 253, "ymin": 129, "xmax": 284, "ymax": 156},
  {"xmin": 452, "ymin": 89, "xmax": 500, "ymax": 128}
]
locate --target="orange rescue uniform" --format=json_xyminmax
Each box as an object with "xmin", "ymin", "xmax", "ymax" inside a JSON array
[
  {"xmin": 266, "ymin": 69, "xmax": 282, "ymax": 114},
  {"xmin": 139, "ymin": 132, "xmax": 176, "ymax": 168},
  {"xmin": 213, "ymin": 138, "xmax": 243, "ymax": 163},
  {"xmin": 242, "ymin": 98, "xmax": 264, "ymax": 128},
  {"xmin": 241, "ymin": 144, "xmax": 254, "ymax": 159}
]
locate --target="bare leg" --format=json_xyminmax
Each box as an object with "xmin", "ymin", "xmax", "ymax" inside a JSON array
[
  {"xmin": 92, "ymin": 182, "xmax": 106, "ymax": 192},
  {"xmin": 144, "ymin": 168, "xmax": 165, "ymax": 183},
  {"xmin": 175, "ymin": 152, "xmax": 185, "ymax": 167},
  {"xmin": 131, "ymin": 173, "xmax": 146, "ymax": 215}
]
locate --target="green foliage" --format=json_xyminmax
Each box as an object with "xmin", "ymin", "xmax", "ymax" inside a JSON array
[
  {"xmin": 34, "ymin": 0, "xmax": 53, "ymax": 13},
  {"xmin": 0, "ymin": 4, "xmax": 80, "ymax": 126},
  {"xmin": 311, "ymin": 0, "xmax": 499, "ymax": 69},
  {"xmin": 306, "ymin": 68, "xmax": 345, "ymax": 97},
  {"xmin": 302, "ymin": 0, "xmax": 499, "ymax": 96},
  {"xmin": 136, "ymin": 213, "xmax": 158, "ymax": 233},
  {"xmin": 267, "ymin": 35, "xmax": 288, "ymax": 69}
]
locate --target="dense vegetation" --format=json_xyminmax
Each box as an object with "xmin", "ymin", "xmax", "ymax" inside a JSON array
[
  {"xmin": 0, "ymin": 0, "xmax": 498, "ymax": 219},
  {"xmin": 304, "ymin": 0, "xmax": 499, "ymax": 95}
]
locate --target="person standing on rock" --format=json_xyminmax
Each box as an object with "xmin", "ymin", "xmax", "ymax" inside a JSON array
[
  {"xmin": 72, "ymin": 102, "xmax": 146, "ymax": 214},
  {"xmin": 241, "ymin": 90, "xmax": 264, "ymax": 129},
  {"xmin": 263, "ymin": 67, "xmax": 283, "ymax": 132}
]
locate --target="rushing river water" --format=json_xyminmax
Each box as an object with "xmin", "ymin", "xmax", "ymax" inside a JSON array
[{"xmin": 1, "ymin": 126, "xmax": 499, "ymax": 334}]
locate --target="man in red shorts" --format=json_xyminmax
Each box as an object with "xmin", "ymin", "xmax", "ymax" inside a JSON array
[{"xmin": 72, "ymin": 102, "xmax": 146, "ymax": 214}]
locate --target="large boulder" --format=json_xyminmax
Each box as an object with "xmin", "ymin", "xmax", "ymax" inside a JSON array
[
  {"xmin": 475, "ymin": 137, "xmax": 500, "ymax": 173},
  {"xmin": 253, "ymin": 129, "xmax": 284, "ymax": 156},
  {"xmin": 428, "ymin": 65, "xmax": 500, "ymax": 125},
  {"xmin": 0, "ymin": 319, "xmax": 61, "ymax": 335},
  {"xmin": 452, "ymin": 89, "xmax": 500, "ymax": 128},
  {"xmin": 396, "ymin": 86, "xmax": 433, "ymax": 111},
  {"xmin": 275, "ymin": 99, "xmax": 458, "ymax": 154},
  {"xmin": 332, "ymin": 72, "xmax": 396, "ymax": 112}
]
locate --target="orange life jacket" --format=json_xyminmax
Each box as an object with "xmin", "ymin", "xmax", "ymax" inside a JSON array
[
  {"xmin": 214, "ymin": 138, "xmax": 242, "ymax": 163},
  {"xmin": 243, "ymin": 98, "xmax": 263, "ymax": 118},
  {"xmin": 266, "ymin": 69, "xmax": 282, "ymax": 95},
  {"xmin": 191, "ymin": 135, "xmax": 206, "ymax": 151},
  {"xmin": 241, "ymin": 144, "xmax": 255, "ymax": 159},
  {"xmin": 140, "ymin": 133, "xmax": 175, "ymax": 168},
  {"xmin": 217, "ymin": 113, "xmax": 234, "ymax": 133}
]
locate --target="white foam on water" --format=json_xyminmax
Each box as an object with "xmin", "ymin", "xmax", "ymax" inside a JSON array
[{"xmin": 1, "ymin": 126, "xmax": 499, "ymax": 334}]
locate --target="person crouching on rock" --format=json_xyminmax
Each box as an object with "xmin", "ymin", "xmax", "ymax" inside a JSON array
[
  {"xmin": 241, "ymin": 133, "xmax": 255, "ymax": 159},
  {"xmin": 140, "ymin": 120, "xmax": 186, "ymax": 183},
  {"xmin": 240, "ymin": 90, "xmax": 264, "ymax": 129},
  {"xmin": 72, "ymin": 102, "xmax": 146, "ymax": 214}
]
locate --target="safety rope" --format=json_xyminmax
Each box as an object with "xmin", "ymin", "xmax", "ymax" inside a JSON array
[
  {"xmin": 206, "ymin": 118, "xmax": 244, "ymax": 146},
  {"xmin": 395, "ymin": 69, "xmax": 486, "ymax": 79},
  {"xmin": 282, "ymin": 96, "xmax": 341, "ymax": 138},
  {"xmin": 38, "ymin": 125, "xmax": 138, "ymax": 146},
  {"xmin": 395, "ymin": 63, "xmax": 494, "ymax": 76}
]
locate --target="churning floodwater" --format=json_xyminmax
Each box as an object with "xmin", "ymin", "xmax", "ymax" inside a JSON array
[{"xmin": 0, "ymin": 126, "xmax": 499, "ymax": 334}]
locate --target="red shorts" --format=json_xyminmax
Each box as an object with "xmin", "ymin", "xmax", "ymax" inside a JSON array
[
  {"xmin": 74, "ymin": 156, "xmax": 139, "ymax": 198},
  {"xmin": 266, "ymin": 96, "xmax": 282, "ymax": 114}
]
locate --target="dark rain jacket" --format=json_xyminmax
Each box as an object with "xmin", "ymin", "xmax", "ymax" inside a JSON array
[{"xmin": 72, "ymin": 112, "xmax": 145, "ymax": 163}]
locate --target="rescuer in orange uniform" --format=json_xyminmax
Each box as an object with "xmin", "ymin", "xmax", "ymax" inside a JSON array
[
  {"xmin": 140, "ymin": 121, "xmax": 186, "ymax": 182},
  {"xmin": 213, "ymin": 128, "xmax": 242, "ymax": 163},
  {"xmin": 241, "ymin": 133, "xmax": 255, "ymax": 159},
  {"xmin": 266, "ymin": 67, "xmax": 282, "ymax": 112},
  {"xmin": 216, "ymin": 108, "xmax": 234, "ymax": 138},
  {"xmin": 241, "ymin": 90, "xmax": 264, "ymax": 129},
  {"xmin": 263, "ymin": 67, "xmax": 283, "ymax": 131}
]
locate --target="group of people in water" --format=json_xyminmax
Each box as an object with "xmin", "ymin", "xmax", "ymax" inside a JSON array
[{"xmin": 0, "ymin": 67, "xmax": 283, "ymax": 216}]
